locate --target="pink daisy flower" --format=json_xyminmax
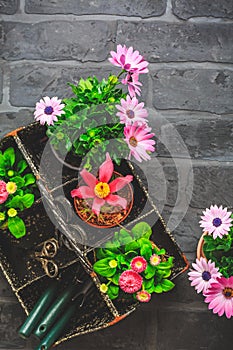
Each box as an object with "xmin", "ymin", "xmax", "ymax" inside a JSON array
[
  {"xmin": 124, "ymin": 123, "xmax": 155, "ymax": 162},
  {"xmin": 188, "ymin": 257, "xmax": 221, "ymax": 294},
  {"xmin": 0, "ymin": 180, "xmax": 9, "ymax": 204},
  {"xmin": 150, "ymin": 254, "xmax": 161, "ymax": 267},
  {"xmin": 116, "ymin": 95, "xmax": 148, "ymax": 126},
  {"xmin": 204, "ymin": 276, "xmax": 233, "ymax": 319},
  {"xmin": 130, "ymin": 256, "xmax": 147, "ymax": 273},
  {"xmin": 109, "ymin": 45, "xmax": 149, "ymax": 74},
  {"xmin": 119, "ymin": 270, "xmax": 143, "ymax": 294},
  {"xmin": 34, "ymin": 96, "xmax": 65, "ymax": 126},
  {"xmin": 71, "ymin": 153, "xmax": 133, "ymax": 216},
  {"xmin": 199, "ymin": 205, "xmax": 232, "ymax": 239},
  {"xmin": 136, "ymin": 290, "xmax": 151, "ymax": 303},
  {"xmin": 121, "ymin": 72, "xmax": 142, "ymax": 98}
]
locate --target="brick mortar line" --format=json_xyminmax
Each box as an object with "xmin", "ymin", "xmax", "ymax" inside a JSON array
[
  {"xmin": 4, "ymin": 60, "xmax": 233, "ymax": 71},
  {"xmin": 1, "ymin": 13, "xmax": 233, "ymax": 24},
  {"xmin": 156, "ymin": 156, "xmax": 233, "ymax": 166}
]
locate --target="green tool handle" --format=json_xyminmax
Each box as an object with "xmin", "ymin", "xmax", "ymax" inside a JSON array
[
  {"xmin": 34, "ymin": 296, "xmax": 81, "ymax": 350},
  {"xmin": 18, "ymin": 284, "xmax": 57, "ymax": 339},
  {"xmin": 33, "ymin": 285, "xmax": 76, "ymax": 339}
]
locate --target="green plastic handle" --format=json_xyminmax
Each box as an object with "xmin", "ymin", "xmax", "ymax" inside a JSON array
[
  {"xmin": 18, "ymin": 284, "xmax": 57, "ymax": 339},
  {"xmin": 33, "ymin": 285, "xmax": 76, "ymax": 339},
  {"xmin": 34, "ymin": 298, "xmax": 80, "ymax": 350}
]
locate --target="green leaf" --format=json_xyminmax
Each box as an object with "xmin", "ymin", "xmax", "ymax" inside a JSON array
[
  {"xmin": 4, "ymin": 147, "xmax": 15, "ymax": 167},
  {"xmin": 142, "ymin": 278, "xmax": 154, "ymax": 290},
  {"xmin": 21, "ymin": 194, "xmax": 34, "ymax": 208},
  {"xmin": 110, "ymin": 273, "xmax": 120, "ymax": 285},
  {"xmin": 8, "ymin": 216, "xmax": 26, "ymax": 238},
  {"xmin": 131, "ymin": 222, "xmax": 152, "ymax": 240},
  {"xmin": 0, "ymin": 154, "xmax": 5, "ymax": 168},
  {"xmin": 24, "ymin": 174, "xmax": 36, "ymax": 186},
  {"xmin": 144, "ymin": 264, "xmax": 156, "ymax": 279},
  {"xmin": 107, "ymin": 284, "xmax": 119, "ymax": 300},
  {"xmin": 154, "ymin": 284, "xmax": 163, "ymax": 293},
  {"xmin": 118, "ymin": 229, "xmax": 132, "ymax": 245},
  {"xmin": 0, "ymin": 168, "xmax": 6, "ymax": 176},
  {"xmin": 161, "ymin": 279, "xmax": 175, "ymax": 292},
  {"xmin": 6, "ymin": 195, "xmax": 24, "ymax": 210},
  {"xmin": 11, "ymin": 176, "xmax": 25, "ymax": 188},
  {"xmin": 17, "ymin": 159, "xmax": 28, "ymax": 174},
  {"xmin": 125, "ymin": 241, "xmax": 140, "ymax": 252},
  {"xmin": 140, "ymin": 244, "xmax": 152, "ymax": 261},
  {"xmin": 93, "ymin": 258, "xmax": 116, "ymax": 277}
]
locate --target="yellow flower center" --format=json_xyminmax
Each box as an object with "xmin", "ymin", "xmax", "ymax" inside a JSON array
[
  {"xmin": 7, "ymin": 208, "xmax": 17, "ymax": 218},
  {"xmin": 94, "ymin": 182, "xmax": 110, "ymax": 199},
  {"xmin": 109, "ymin": 259, "xmax": 117, "ymax": 268},
  {"xmin": 129, "ymin": 136, "xmax": 138, "ymax": 147},
  {"xmin": 6, "ymin": 182, "xmax": 17, "ymax": 194},
  {"xmin": 136, "ymin": 261, "xmax": 143, "ymax": 268},
  {"xmin": 138, "ymin": 292, "xmax": 148, "ymax": 301}
]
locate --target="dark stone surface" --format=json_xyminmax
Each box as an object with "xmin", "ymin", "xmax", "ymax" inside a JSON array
[
  {"xmin": 0, "ymin": 67, "xmax": 2, "ymax": 103},
  {"xmin": 172, "ymin": 0, "xmax": 233, "ymax": 19},
  {"xmin": 148, "ymin": 111, "xmax": 233, "ymax": 161},
  {"xmin": 9, "ymin": 63, "xmax": 148, "ymax": 107},
  {"xmin": 0, "ymin": 0, "xmax": 19, "ymax": 14},
  {"xmin": 0, "ymin": 109, "xmax": 33, "ymax": 138},
  {"xmin": 25, "ymin": 0, "xmax": 167, "ymax": 18},
  {"xmin": 116, "ymin": 21, "xmax": 233, "ymax": 63},
  {"xmin": 151, "ymin": 69, "xmax": 233, "ymax": 114},
  {"xmin": 0, "ymin": 21, "xmax": 115, "ymax": 61},
  {"xmin": 0, "ymin": 301, "xmax": 29, "ymax": 348}
]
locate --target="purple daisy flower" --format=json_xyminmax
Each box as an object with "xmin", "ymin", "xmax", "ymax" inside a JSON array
[
  {"xmin": 199, "ymin": 205, "xmax": 232, "ymax": 239},
  {"xmin": 34, "ymin": 96, "xmax": 65, "ymax": 126}
]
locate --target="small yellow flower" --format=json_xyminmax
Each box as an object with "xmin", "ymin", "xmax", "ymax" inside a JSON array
[
  {"xmin": 6, "ymin": 182, "xmax": 17, "ymax": 194},
  {"xmin": 0, "ymin": 212, "xmax": 5, "ymax": 221},
  {"xmin": 88, "ymin": 130, "xmax": 96, "ymax": 137},
  {"xmin": 100, "ymin": 284, "xmax": 108, "ymax": 293},
  {"xmin": 108, "ymin": 75, "xmax": 118, "ymax": 85},
  {"xmin": 109, "ymin": 259, "xmax": 118, "ymax": 268},
  {"xmin": 7, "ymin": 208, "xmax": 17, "ymax": 218},
  {"xmin": 56, "ymin": 132, "xmax": 64, "ymax": 140}
]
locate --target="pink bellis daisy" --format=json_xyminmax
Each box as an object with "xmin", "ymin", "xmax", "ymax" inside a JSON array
[
  {"xmin": 109, "ymin": 45, "xmax": 149, "ymax": 74},
  {"xmin": 124, "ymin": 123, "xmax": 155, "ymax": 162},
  {"xmin": 188, "ymin": 257, "xmax": 221, "ymax": 294},
  {"xmin": 199, "ymin": 205, "xmax": 232, "ymax": 239},
  {"xmin": 34, "ymin": 96, "xmax": 65, "ymax": 126},
  {"xmin": 136, "ymin": 290, "xmax": 151, "ymax": 303},
  {"xmin": 204, "ymin": 276, "xmax": 233, "ymax": 319},
  {"xmin": 130, "ymin": 256, "xmax": 147, "ymax": 273},
  {"xmin": 119, "ymin": 270, "xmax": 143, "ymax": 294},
  {"xmin": 71, "ymin": 153, "xmax": 133, "ymax": 216},
  {"xmin": 0, "ymin": 180, "xmax": 9, "ymax": 204},
  {"xmin": 150, "ymin": 254, "xmax": 161, "ymax": 267},
  {"xmin": 116, "ymin": 95, "xmax": 148, "ymax": 126},
  {"xmin": 121, "ymin": 72, "xmax": 142, "ymax": 98}
]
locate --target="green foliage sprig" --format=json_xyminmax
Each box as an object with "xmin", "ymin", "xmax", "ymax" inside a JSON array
[
  {"xmin": 47, "ymin": 76, "xmax": 128, "ymax": 169},
  {"xmin": 93, "ymin": 222, "xmax": 175, "ymax": 301},
  {"xmin": 0, "ymin": 147, "xmax": 37, "ymax": 238},
  {"xmin": 203, "ymin": 216, "xmax": 233, "ymax": 278}
]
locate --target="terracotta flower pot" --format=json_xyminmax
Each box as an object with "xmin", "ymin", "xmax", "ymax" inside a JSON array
[
  {"xmin": 196, "ymin": 232, "xmax": 208, "ymax": 259},
  {"xmin": 73, "ymin": 171, "xmax": 134, "ymax": 228}
]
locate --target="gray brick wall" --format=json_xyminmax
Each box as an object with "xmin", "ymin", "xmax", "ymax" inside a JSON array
[{"xmin": 0, "ymin": 1, "xmax": 232, "ymax": 349}]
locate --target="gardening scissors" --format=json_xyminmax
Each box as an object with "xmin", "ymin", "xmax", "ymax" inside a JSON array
[{"xmin": 35, "ymin": 238, "xmax": 59, "ymax": 278}]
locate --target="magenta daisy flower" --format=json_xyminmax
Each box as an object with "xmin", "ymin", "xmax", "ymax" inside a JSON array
[
  {"xmin": 199, "ymin": 205, "xmax": 232, "ymax": 239},
  {"xmin": 0, "ymin": 180, "xmax": 8, "ymax": 204},
  {"xmin": 136, "ymin": 290, "xmax": 151, "ymax": 303},
  {"xmin": 109, "ymin": 45, "xmax": 149, "ymax": 74},
  {"xmin": 204, "ymin": 276, "xmax": 233, "ymax": 319},
  {"xmin": 124, "ymin": 123, "xmax": 155, "ymax": 162},
  {"xmin": 119, "ymin": 270, "xmax": 143, "ymax": 294},
  {"xmin": 121, "ymin": 73, "xmax": 142, "ymax": 98},
  {"xmin": 34, "ymin": 96, "xmax": 65, "ymax": 126},
  {"xmin": 188, "ymin": 257, "xmax": 221, "ymax": 294},
  {"xmin": 130, "ymin": 256, "xmax": 147, "ymax": 273},
  {"xmin": 116, "ymin": 95, "xmax": 148, "ymax": 126},
  {"xmin": 71, "ymin": 153, "xmax": 133, "ymax": 216}
]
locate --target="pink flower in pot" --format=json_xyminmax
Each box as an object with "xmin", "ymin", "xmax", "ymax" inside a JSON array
[
  {"xmin": 71, "ymin": 153, "xmax": 133, "ymax": 216},
  {"xmin": 0, "ymin": 180, "xmax": 9, "ymax": 204}
]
